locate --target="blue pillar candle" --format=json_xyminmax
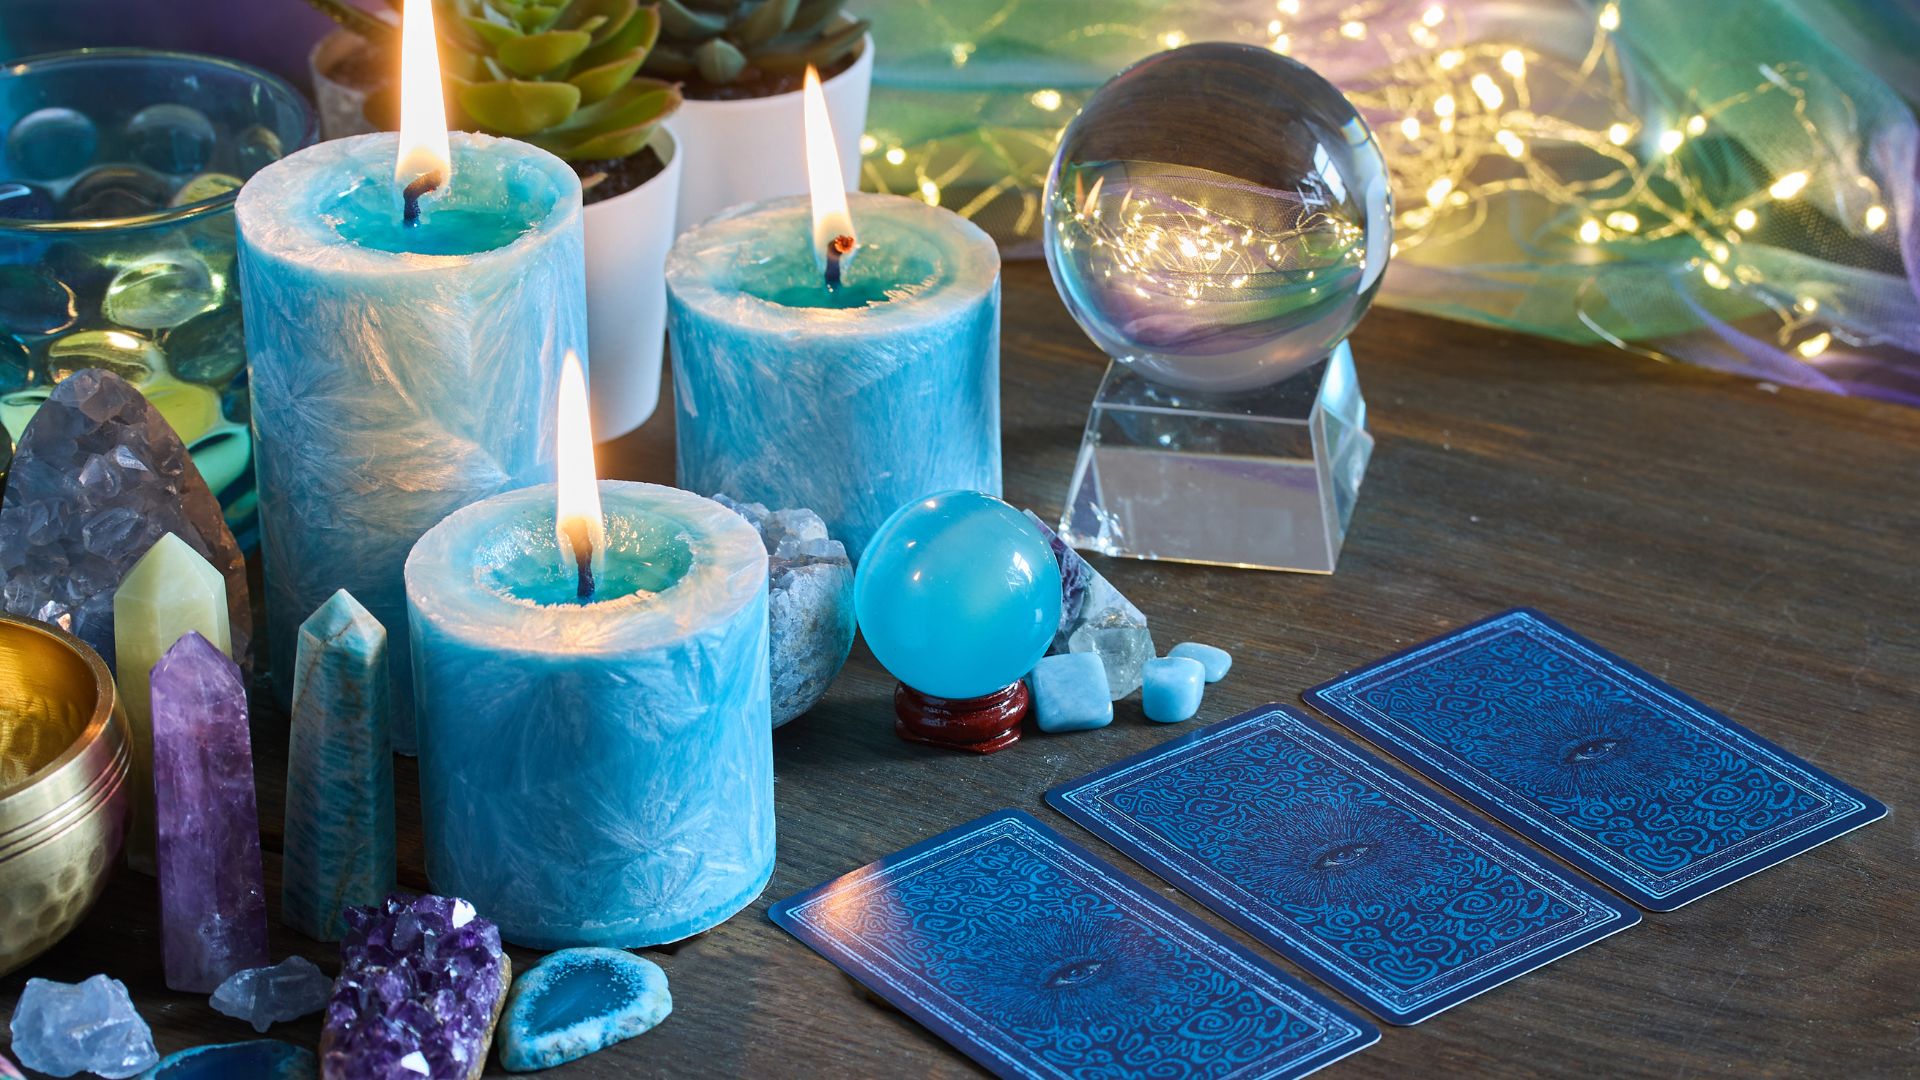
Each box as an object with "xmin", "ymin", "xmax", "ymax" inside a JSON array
[
  {"xmin": 235, "ymin": 132, "xmax": 586, "ymax": 751},
  {"xmin": 666, "ymin": 192, "xmax": 1001, "ymax": 559},
  {"xmin": 404, "ymin": 480, "xmax": 773, "ymax": 949}
]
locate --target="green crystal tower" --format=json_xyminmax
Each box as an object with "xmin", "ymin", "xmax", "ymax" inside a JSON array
[{"xmin": 282, "ymin": 589, "xmax": 395, "ymax": 941}]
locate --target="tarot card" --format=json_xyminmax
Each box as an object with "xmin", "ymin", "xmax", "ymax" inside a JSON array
[
  {"xmin": 1305, "ymin": 608, "xmax": 1886, "ymax": 911},
  {"xmin": 1049, "ymin": 705, "xmax": 1639, "ymax": 1024},
  {"xmin": 770, "ymin": 809, "xmax": 1378, "ymax": 1079}
]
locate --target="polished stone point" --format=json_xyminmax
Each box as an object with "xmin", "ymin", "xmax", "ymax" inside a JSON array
[
  {"xmin": 322, "ymin": 894, "xmax": 511, "ymax": 1080},
  {"xmin": 139, "ymin": 1040, "xmax": 316, "ymax": 1080},
  {"xmin": 0, "ymin": 368, "xmax": 248, "ymax": 670},
  {"xmin": 1022, "ymin": 510, "xmax": 1095, "ymax": 649},
  {"xmin": 1028, "ymin": 652, "xmax": 1114, "ymax": 734},
  {"xmin": 714, "ymin": 494, "xmax": 854, "ymax": 727},
  {"xmin": 1024, "ymin": 510, "xmax": 1154, "ymax": 698},
  {"xmin": 498, "ymin": 948, "xmax": 672, "ymax": 1072},
  {"xmin": 0, "ymin": 1048, "xmax": 22, "ymax": 1080},
  {"xmin": 8, "ymin": 974, "xmax": 159, "ymax": 1078},
  {"xmin": 210, "ymin": 956, "xmax": 334, "ymax": 1034},
  {"xmin": 1143, "ymin": 655, "xmax": 1207, "ymax": 724},
  {"xmin": 152, "ymin": 631, "xmax": 269, "ymax": 992},
  {"xmin": 283, "ymin": 589, "xmax": 395, "ymax": 942},
  {"xmin": 1170, "ymin": 641, "xmax": 1233, "ymax": 682}
]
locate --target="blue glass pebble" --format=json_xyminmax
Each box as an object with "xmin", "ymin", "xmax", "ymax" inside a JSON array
[
  {"xmin": 498, "ymin": 947, "xmax": 672, "ymax": 1072},
  {"xmin": 854, "ymin": 491, "xmax": 1062, "ymax": 700},
  {"xmin": 1029, "ymin": 652, "xmax": 1114, "ymax": 733},
  {"xmin": 1142, "ymin": 656, "xmax": 1206, "ymax": 723},
  {"xmin": 1169, "ymin": 642, "xmax": 1232, "ymax": 682},
  {"xmin": 138, "ymin": 1040, "xmax": 316, "ymax": 1080}
]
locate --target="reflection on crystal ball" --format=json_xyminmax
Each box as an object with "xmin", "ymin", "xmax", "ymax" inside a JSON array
[
  {"xmin": 1044, "ymin": 43, "xmax": 1393, "ymax": 393},
  {"xmin": 854, "ymin": 491, "xmax": 1062, "ymax": 701}
]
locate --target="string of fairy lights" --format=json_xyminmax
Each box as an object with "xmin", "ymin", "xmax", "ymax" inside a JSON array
[{"xmin": 860, "ymin": 0, "xmax": 1899, "ymax": 367}]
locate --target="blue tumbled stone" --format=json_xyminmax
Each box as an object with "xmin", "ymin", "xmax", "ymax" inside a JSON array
[
  {"xmin": 1169, "ymin": 642, "xmax": 1232, "ymax": 682},
  {"xmin": 1028, "ymin": 653, "xmax": 1114, "ymax": 733},
  {"xmin": 498, "ymin": 948, "xmax": 671, "ymax": 1072},
  {"xmin": 1142, "ymin": 656, "xmax": 1206, "ymax": 724},
  {"xmin": 138, "ymin": 1040, "xmax": 315, "ymax": 1080}
]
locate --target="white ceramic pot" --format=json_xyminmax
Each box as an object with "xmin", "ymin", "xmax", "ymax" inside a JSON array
[
  {"xmin": 667, "ymin": 34, "xmax": 873, "ymax": 235},
  {"xmin": 583, "ymin": 125, "xmax": 684, "ymax": 438}
]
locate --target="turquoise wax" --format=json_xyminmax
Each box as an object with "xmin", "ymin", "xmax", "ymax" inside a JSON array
[
  {"xmin": 469, "ymin": 507, "xmax": 694, "ymax": 606},
  {"xmin": 666, "ymin": 192, "xmax": 1002, "ymax": 560},
  {"xmin": 236, "ymin": 131, "xmax": 588, "ymax": 752},
  {"xmin": 404, "ymin": 482, "xmax": 773, "ymax": 949}
]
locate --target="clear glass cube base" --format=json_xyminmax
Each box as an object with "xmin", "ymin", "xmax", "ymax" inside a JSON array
[{"xmin": 1059, "ymin": 342, "xmax": 1372, "ymax": 573}]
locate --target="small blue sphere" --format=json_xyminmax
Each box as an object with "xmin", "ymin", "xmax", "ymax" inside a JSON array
[{"xmin": 855, "ymin": 491, "xmax": 1062, "ymax": 700}]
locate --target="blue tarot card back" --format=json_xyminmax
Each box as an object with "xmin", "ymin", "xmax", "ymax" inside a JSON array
[
  {"xmin": 1049, "ymin": 705, "xmax": 1639, "ymax": 1024},
  {"xmin": 769, "ymin": 809, "xmax": 1378, "ymax": 1080},
  {"xmin": 1305, "ymin": 608, "xmax": 1887, "ymax": 911}
]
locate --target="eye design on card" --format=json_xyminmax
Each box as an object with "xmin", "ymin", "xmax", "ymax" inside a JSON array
[
  {"xmin": 1255, "ymin": 804, "xmax": 1427, "ymax": 907},
  {"xmin": 959, "ymin": 916, "xmax": 1168, "ymax": 1028},
  {"xmin": 1503, "ymin": 698, "xmax": 1679, "ymax": 801},
  {"xmin": 1561, "ymin": 736, "xmax": 1624, "ymax": 764},
  {"xmin": 1043, "ymin": 958, "xmax": 1107, "ymax": 989},
  {"xmin": 1309, "ymin": 840, "xmax": 1376, "ymax": 871}
]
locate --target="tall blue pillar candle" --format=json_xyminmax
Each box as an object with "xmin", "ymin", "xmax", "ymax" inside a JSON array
[
  {"xmin": 666, "ymin": 192, "xmax": 1001, "ymax": 559},
  {"xmin": 405, "ymin": 481, "xmax": 773, "ymax": 949},
  {"xmin": 235, "ymin": 131, "xmax": 586, "ymax": 751}
]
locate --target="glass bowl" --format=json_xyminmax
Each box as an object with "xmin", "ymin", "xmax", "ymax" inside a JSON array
[{"xmin": 0, "ymin": 49, "xmax": 316, "ymax": 542}]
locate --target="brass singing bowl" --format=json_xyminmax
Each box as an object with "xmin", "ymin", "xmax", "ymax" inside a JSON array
[{"xmin": 0, "ymin": 614, "xmax": 130, "ymax": 978}]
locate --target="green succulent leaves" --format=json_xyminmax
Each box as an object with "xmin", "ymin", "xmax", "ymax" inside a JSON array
[
  {"xmin": 314, "ymin": 0, "xmax": 679, "ymax": 163},
  {"xmin": 645, "ymin": 0, "xmax": 867, "ymax": 86}
]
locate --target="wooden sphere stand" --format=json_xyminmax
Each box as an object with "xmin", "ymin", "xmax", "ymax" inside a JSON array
[{"xmin": 893, "ymin": 682, "xmax": 1027, "ymax": 754}]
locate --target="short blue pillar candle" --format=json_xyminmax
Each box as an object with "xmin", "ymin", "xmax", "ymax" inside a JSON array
[
  {"xmin": 404, "ymin": 481, "xmax": 772, "ymax": 949},
  {"xmin": 666, "ymin": 193, "xmax": 1001, "ymax": 559},
  {"xmin": 236, "ymin": 132, "xmax": 587, "ymax": 751}
]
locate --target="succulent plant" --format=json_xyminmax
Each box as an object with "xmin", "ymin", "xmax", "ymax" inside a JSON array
[
  {"xmin": 302, "ymin": 0, "xmax": 681, "ymax": 163},
  {"xmin": 643, "ymin": 0, "xmax": 868, "ymax": 90}
]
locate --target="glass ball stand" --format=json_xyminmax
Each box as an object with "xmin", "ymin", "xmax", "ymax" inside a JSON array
[
  {"xmin": 1041, "ymin": 43, "xmax": 1393, "ymax": 573},
  {"xmin": 1059, "ymin": 344, "xmax": 1372, "ymax": 573}
]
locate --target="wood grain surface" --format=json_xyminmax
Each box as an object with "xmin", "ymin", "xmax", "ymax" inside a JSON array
[{"xmin": 4, "ymin": 260, "xmax": 1915, "ymax": 1078}]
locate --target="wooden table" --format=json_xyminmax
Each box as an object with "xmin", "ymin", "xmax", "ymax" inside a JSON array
[{"xmin": 5, "ymin": 261, "xmax": 1915, "ymax": 1078}]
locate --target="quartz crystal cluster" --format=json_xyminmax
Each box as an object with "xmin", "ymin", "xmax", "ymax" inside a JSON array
[
  {"xmin": 321, "ymin": 894, "xmax": 511, "ymax": 1080},
  {"xmin": 211, "ymin": 956, "xmax": 335, "ymax": 1033},
  {"xmin": 7, "ymin": 974, "xmax": 158, "ymax": 1078},
  {"xmin": 0, "ymin": 369, "xmax": 248, "ymax": 667},
  {"xmin": 1024, "ymin": 510, "xmax": 1153, "ymax": 699},
  {"xmin": 714, "ymin": 494, "xmax": 855, "ymax": 726}
]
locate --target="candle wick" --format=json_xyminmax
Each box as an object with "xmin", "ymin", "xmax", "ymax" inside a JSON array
[
  {"xmin": 403, "ymin": 170, "xmax": 444, "ymax": 228},
  {"xmin": 563, "ymin": 518, "xmax": 596, "ymax": 601},
  {"xmin": 824, "ymin": 234, "xmax": 856, "ymax": 290}
]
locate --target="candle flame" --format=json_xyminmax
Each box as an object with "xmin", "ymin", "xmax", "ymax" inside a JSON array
[
  {"xmin": 803, "ymin": 65, "xmax": 855, "ymax": 271},
  {"xmin": 396, "ymin": 0, "xmax": 452, "ymax": 192},
  {"xmin": 554, "ymin": 351, "xmax": 605, "ymax": 579}
]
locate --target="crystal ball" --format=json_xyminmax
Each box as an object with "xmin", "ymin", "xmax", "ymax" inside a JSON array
[
  {"xmin": 854, "ymin": 491, "xmax": 1062, "ymax": 701},
  {"xmin": 1044, "ymin": 43, "xmax": 1393, "ymax": 394}
]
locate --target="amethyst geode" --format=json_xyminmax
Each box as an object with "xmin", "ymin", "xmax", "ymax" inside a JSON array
[{"xmin": 321, "ymin": 894, "xmax": 511, "ymax": 1080}]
